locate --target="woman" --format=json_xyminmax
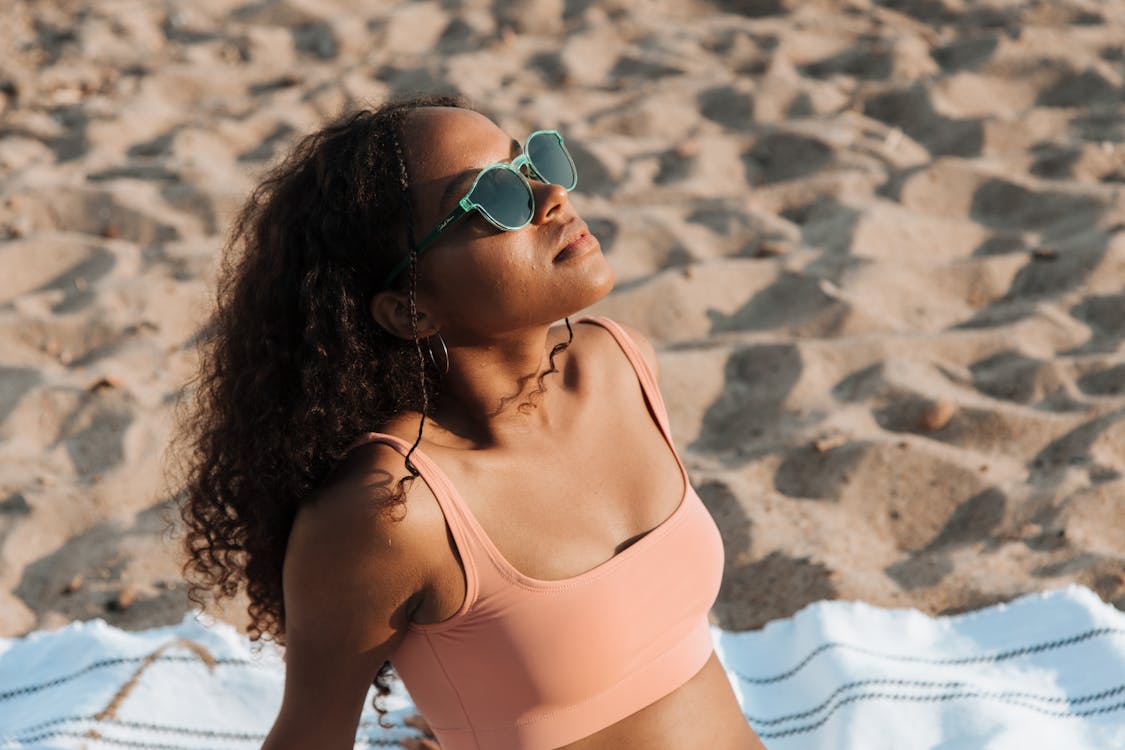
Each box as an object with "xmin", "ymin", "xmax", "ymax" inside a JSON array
[{"xmin": 176, "ymin": 93, "xmax": 766, "ymax": 750}]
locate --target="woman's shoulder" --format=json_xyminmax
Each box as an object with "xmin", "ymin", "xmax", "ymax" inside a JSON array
[
  {"xmin": 296, "ymin": 435, "xmax": 444, "ymax": 565},
  {"xmin": 571, "ymin": 315, "xmax": 660, "ymax": 378},
  {"xmin": 284, "ymin": 441, "xmax": 438, "ymax": 657}
]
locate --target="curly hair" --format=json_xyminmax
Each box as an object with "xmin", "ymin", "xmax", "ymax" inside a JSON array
[{"xmin": 170, "ymin": 94, "xmax": 574, "ymax": 726}]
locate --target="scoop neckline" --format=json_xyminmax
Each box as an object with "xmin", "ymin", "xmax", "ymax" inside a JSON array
[
  {"xmin": 365, "ymin": 315, "xmax": 691, "ymax": 594},
  {"xmin": 427, "ymin": 442, "xmax": 691, "ymax": 590}
]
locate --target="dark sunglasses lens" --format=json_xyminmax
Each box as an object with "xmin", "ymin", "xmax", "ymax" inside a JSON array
[
  {"xmin": 527, "ymin": 133, "xmax": 577, "ymax": 189},
  {"xmin": 470, "ymin": 167, "xmax": 533, "ymax": 229}
]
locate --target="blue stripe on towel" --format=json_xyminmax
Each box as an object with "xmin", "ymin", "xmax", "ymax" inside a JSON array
[{"xmin": 731, "ymin": 626, "xmax": 1125, "ymax": 685}]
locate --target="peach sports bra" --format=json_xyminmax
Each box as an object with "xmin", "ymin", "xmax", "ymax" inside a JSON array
[{"xmin": 349, "ymin": 316, "xmax": 725, "ymax": 750}]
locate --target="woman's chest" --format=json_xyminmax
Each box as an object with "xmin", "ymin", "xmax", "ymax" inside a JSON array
[{"xmin": 440, "ymin": 390, "xmax": 686, "ymax": 584}]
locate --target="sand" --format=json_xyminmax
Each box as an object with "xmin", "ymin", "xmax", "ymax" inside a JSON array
[{"xmin": 0, "ymin": 0, "xmax": 1122, "ymax": 639}]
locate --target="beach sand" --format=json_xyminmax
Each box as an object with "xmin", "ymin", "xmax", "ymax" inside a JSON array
[{"xmin": 1, "ymin": 0, "xmax": 1122, "ymax": 638}]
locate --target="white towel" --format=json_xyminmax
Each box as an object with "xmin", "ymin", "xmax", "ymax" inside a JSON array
[
  {"xmin": 717, "ymin": 584, "xmax": 1125, "ymax": 749},
  {"xmin": 0, "ymin": 584, "xmax": 1121, "ymax": 749}
]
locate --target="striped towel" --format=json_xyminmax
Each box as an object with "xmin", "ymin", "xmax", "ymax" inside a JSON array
[
  {"xmin": 0, "ymin": 585, "xmax": 1121, "ymax": 749},
  {"xmin": 719, "ymin": 584, "xmax": 1125, "ymax": 749}
]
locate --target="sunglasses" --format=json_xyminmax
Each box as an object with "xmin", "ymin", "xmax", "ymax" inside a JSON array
[{"xmin": 382, "ymin": 129, "xmax": 578, "ymax": 289}]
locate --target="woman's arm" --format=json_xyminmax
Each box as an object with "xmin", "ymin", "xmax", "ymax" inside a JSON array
[{"xmin": 261, "ymin": 444, "xmax": 438, "ymax": 749}]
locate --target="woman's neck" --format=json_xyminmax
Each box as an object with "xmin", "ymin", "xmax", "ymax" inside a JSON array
[{"xmin": 426, "ymin": 325, "xmax": 574, "ymax": 448}]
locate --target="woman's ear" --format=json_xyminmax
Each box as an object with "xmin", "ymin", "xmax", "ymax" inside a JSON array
[{"xmin": 369, "ymin": 290, "xmax": 436, "ymax": 340}]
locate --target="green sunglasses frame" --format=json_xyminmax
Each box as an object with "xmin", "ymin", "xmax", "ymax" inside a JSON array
[{"xmin": 381, "ymin": 129, "xmax": 578, "ymax": 290}]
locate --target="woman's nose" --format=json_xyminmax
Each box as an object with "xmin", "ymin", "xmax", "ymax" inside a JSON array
[{"xmin": 531, "ymin": 181, "xmax": 569, "ymax": 224}]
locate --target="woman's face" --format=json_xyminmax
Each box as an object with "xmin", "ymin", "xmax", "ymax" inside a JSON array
[{"xmin": 387, "ymin": 106, "xmax": 614, "ymax": 340}]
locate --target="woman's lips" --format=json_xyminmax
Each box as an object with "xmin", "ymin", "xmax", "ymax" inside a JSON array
[{"xmin": 553, "ymin": 232, "xmax": 599, "ymax": 263}]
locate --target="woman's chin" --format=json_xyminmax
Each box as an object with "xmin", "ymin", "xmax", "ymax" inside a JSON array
[{"xmin": 566, "ymin": 256, "xmax": 614, "ymax": 313}]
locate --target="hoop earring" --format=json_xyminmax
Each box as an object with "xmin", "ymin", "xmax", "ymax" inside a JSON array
[{"xmin": 425, "ymin": 332, "xmax": 450, "ymax": 376}]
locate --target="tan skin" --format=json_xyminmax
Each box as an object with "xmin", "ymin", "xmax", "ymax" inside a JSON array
[{"xmin": 260, "ymin": 107, "xmax": 767, "ymax": 750}]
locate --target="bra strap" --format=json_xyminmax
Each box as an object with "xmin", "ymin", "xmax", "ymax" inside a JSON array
[
  {"xmin": 344, "ymin": 432, "xmax": 481, "ymax": 608},
  {"xmin": 346, "ymin": 433, "xmax": 466, "ymax": 520},
  {"xmin": 576, "ymin": 316, "xmax": 672, "ymax": 438}
]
